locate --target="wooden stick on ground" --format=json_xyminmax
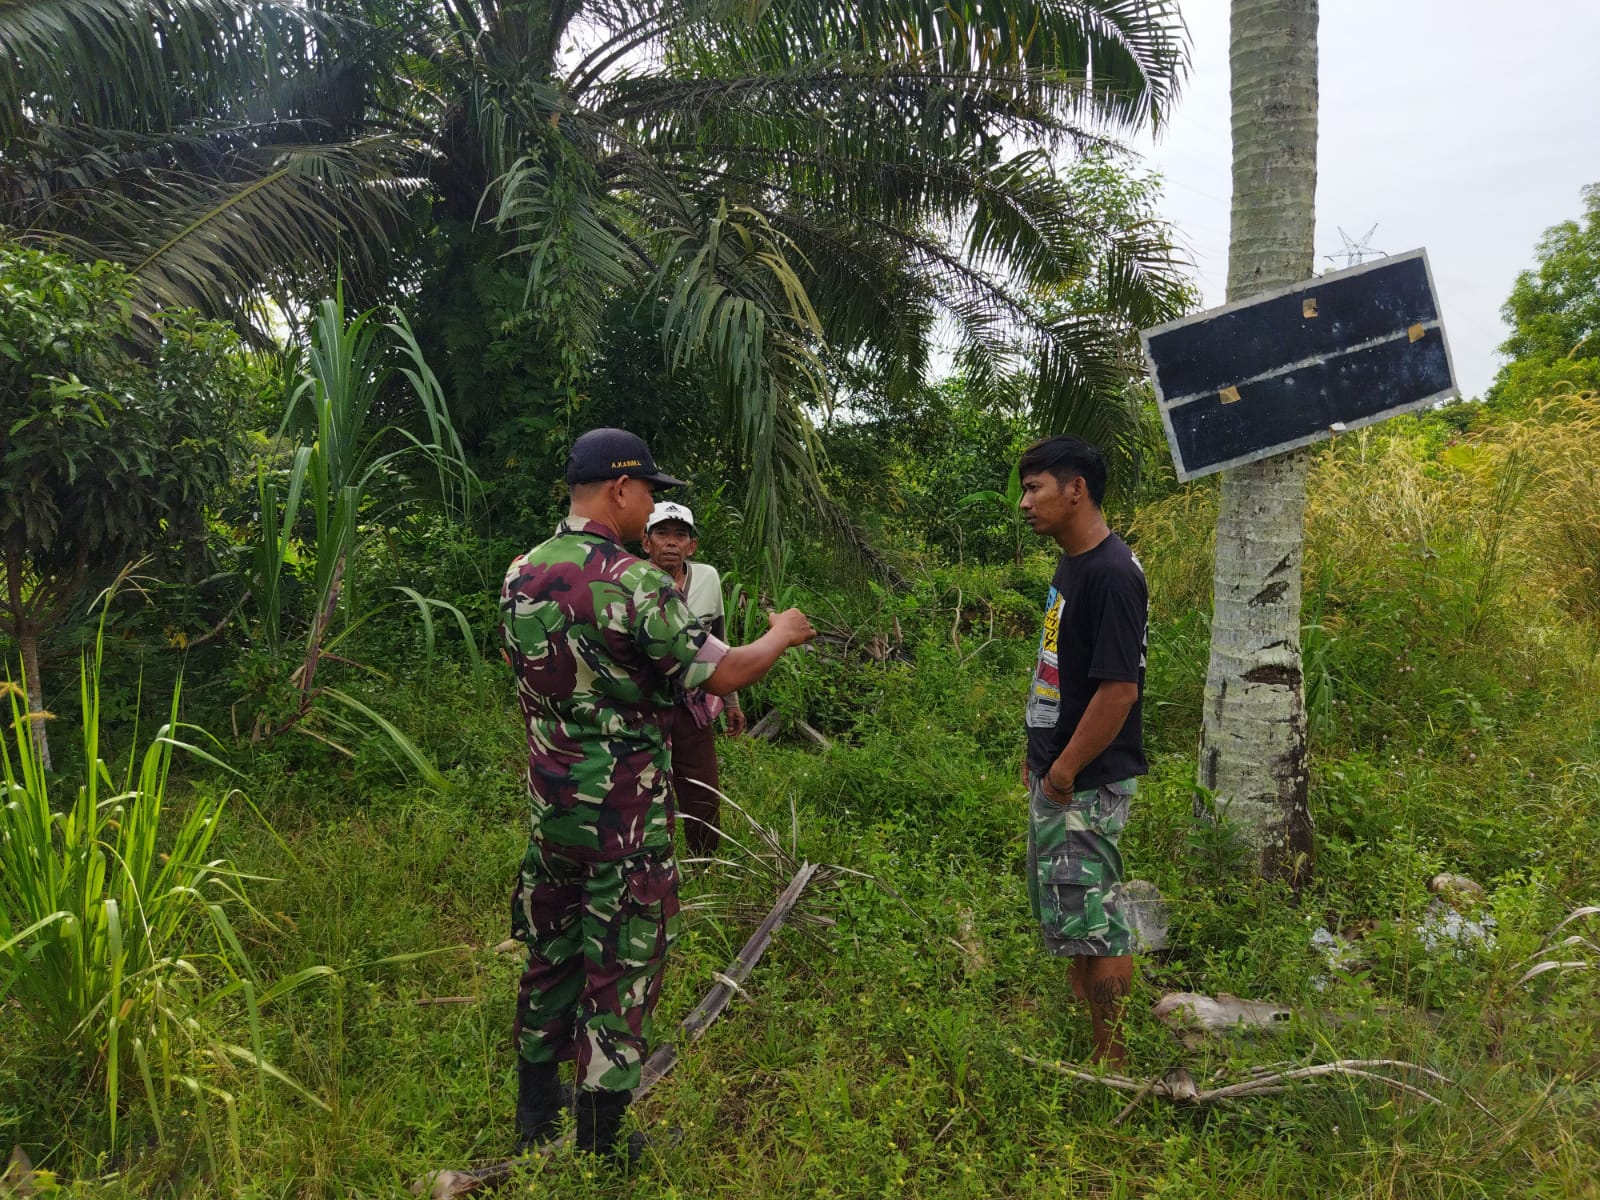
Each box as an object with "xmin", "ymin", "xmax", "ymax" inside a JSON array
[
  {"xmin": 1110, "ymin": 1068, "xmax": 1168, "ymax": 1126},
  {"xmin": 412, "ymin": 862, "xmax": 821, "ymax": 1199},
  {"xmin": 793, "ymin": 721, "xmax": 832, "ymax": 751},
  {"xmin": 746, "ymin": 710, "xmax": 782, "ymax": 740},
  {"xmin": 1016, "ymin": 1050, "xmax": 1493, "ymax": 1119}
]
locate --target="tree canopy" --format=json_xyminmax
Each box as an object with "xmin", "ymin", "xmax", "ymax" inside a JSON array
[
  {"xmin": 0, "ymin": 242, "xmax": 247, "ymax": 762},
  {"xmin": 1488, "ymin": 181, "xmax": 1600, "ymax": 412},
  {"xmin": 2, "ymin": 0, "xmax": 1195, "ymax": 553}
]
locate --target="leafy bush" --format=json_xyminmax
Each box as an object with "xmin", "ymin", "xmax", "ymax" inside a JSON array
[{"xmin": 0, "ymin": 243, "xmax": 249, "ymax": 767}]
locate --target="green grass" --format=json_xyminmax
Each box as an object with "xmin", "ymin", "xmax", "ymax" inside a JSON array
[
  {"xmin": 0, "ymin": 607, "xmax": 334, "ymax": 1162},
  {"xmin": 7, "ymin": 660, "xmax": 1595, "ymax": 1199},
  {"xmin": 4, "ymin": 421, "xmax": 1600, "ymax": 1197}
]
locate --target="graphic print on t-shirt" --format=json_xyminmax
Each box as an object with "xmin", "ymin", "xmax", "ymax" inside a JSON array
[
  {"xmin": 1130, "ymin": 551, "xmax": 1149, "ymax": 672},
  {"xmin": 1023, "ymin": 533, "xmax": 1149, "ymax": 786},
  {"xmin": 1026, "ymin": 586, "xmax": 1064, "ymax": 729}
]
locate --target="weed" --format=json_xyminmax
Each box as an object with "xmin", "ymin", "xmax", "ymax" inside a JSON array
[{"xmin": 1187, "ymin": 787, "xmax": 1252, "ymax": 886}]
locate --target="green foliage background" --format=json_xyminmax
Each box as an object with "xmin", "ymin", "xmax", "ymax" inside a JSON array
[
  {"xmin": 2, "ymin": 11, "xmax": 1600, "ymax": 1190},
  {"xmin": 1486, "ymin": 181, "xmax": 1600, "ymax": 413},
  {"xmin": 4, "ymin": 379, "xmax": 1600, "ymax": 1196}
]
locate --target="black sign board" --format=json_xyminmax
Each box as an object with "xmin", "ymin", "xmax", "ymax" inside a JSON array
[{"xmin": 1139, "ymin": 250, "xmax": 1457, "ymax": 481}]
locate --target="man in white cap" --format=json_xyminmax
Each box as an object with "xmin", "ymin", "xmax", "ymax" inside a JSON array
[{"xmin": 642, "ymin": 500, "xmax": 744, "ymax": 854}]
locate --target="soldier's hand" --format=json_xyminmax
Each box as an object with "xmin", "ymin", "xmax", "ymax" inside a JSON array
[{"xmin": 767, "ymin": 607, "xmax": 816, "ymax": 648}]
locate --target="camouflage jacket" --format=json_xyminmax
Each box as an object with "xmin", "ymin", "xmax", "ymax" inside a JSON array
[{"xmin": 500, "ymin": 517, "xmax": 730, "ymax": 861}]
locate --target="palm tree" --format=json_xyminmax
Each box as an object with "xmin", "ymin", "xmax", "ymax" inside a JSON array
[
  {"xmin": 0, "ymin": 0, "xmax": 412, "ymax": 332},
  {"xmin": 4, "ymin": 0, "xmax": 1192, "ymax": 548},
  {"xmin": 1196, "ymin": 0, "xmax": 1318, "ymax": 879},
  {"xmin": 435, "ymin": 0, "xmax": 1195, "ymax": 543}
]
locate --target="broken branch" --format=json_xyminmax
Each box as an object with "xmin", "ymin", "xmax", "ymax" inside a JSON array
[{"xmin": 411, "ymin": 862, "xmax": 820, "ymax": 1198}]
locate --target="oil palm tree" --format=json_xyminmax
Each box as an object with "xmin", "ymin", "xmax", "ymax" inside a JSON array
[
  {"xmin": 393, "ymin": 0, "xmax": 1194, "ymax": 543},
  {"xmin": 4, "ymin": 0, "xmax": 1192, "ymax": 547},
  {"xmin": 0, "ymin": 0, "xmax": 412, "ymax": 332}
]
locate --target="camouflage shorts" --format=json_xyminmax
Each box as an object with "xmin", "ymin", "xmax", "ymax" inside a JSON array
[{"xmin": 1026, "ymin": 776, "xmax": 1135, "ymax": 958}]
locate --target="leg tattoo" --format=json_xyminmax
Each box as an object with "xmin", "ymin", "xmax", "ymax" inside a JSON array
[
  {"xmin": 1079, "ymin": 955, "xmax": 1133, "ymax": 1067},
  {"xmin": 1089, "ymin": 975, "xmax": 1129, "ymax": 1009}
]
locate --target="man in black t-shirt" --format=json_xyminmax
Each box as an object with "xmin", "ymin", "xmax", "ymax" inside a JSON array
[{"xmin": 1017, "ymin": 435, "xmax": 1148, "ymax": 1067}]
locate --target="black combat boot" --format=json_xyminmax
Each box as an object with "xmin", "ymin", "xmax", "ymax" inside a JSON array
[
  {"xmin": 515, "ymin": 1059, "xmax": 564, "ymax": 1151},
  {"xmin": 574, "ymin": 1089, "xmax": 645, "ymax": 1165},
  {"xmin": 574, "ymin": 1088, "xmax": 630, "ymax": 1158},
  {"xmin": 575, "ymin": 1089, "xmax": 680, "ymax": 1167}
]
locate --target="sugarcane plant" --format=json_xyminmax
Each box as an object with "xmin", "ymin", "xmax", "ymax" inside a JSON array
[{"xmin": 245, "ymin": 288, "xmax": 482, "ymax": 782}]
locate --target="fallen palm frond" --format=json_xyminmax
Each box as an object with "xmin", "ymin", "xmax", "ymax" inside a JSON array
[
  {"xmin": 1014, "ymin": 1049, "xmax": 1499, "ymax": 1126},
  {"xmin": 741, "ymin": 711, "xmax": 834, "ymax": 748},
  {"xmin": 1516, "ymin": 905, "xmax": 1600, "ymax": 986},
  {"xmin": 674, "ymin": 788, "xmax": 843, "ymax": 960},
  {"xmin": 701, "ymin": 784, "xmax": 977, "ymax": 959},
  {"xmin": 411, "ymin": 861, "xmax": 821, "ymax": 1198},
  {"xmin": 638, "ymin": 863, "xmax": 820, "ymax": 1091}
]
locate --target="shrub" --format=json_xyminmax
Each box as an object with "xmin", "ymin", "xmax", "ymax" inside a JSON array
[{"xmin": 1510, "ymin": 393, "xmax": 1600, "ymax": 626}]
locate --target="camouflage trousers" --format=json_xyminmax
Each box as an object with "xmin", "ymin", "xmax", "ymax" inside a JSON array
[{"xmin": 511, "ymin": 841, "xmax": 681, "ymax": 1092}]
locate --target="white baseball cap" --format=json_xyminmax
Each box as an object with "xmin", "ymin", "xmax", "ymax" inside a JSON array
[{"xmin": 646, "ymin": 500, "xmax": 696, "ymax": 533}]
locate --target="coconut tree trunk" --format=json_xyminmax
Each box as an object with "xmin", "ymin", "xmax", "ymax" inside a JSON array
[{"xmin": 1196, "ymin": 0, "xmax": 1319, "ymax": 880}]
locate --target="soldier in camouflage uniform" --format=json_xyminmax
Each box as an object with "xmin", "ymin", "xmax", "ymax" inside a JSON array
[
  {"xmin": 500, "ymin": 428, "xmax": 815, "ymax": 1161},
  {"xmin": 1016, "ymin": 435, "xmax": 1148, "ymax": 1068}
]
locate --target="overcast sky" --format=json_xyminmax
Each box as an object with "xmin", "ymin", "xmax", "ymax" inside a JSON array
[{"xmin": 1133, "ymin": 0, "xmax": 1600, "ymax": 399}]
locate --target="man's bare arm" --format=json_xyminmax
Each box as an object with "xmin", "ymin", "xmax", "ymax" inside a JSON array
[{"xmin": 1042, "ymin": 680, "xmax": 1138, "ymax": 802}]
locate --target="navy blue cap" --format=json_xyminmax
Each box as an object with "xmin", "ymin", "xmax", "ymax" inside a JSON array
[{"xmin": 564, "ymin": 428, "xmax": 686, "ymax": 489}]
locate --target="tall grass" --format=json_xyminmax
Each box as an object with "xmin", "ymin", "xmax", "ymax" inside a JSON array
[
  {"xmin": 1304, "ymin": 402, "xmax": 1600, "ymax": 656},
  {"xmin": 1119, "ymin": 404, "xmax": 1600, "ymax": 894},
  {"xmin": 1510, "ymin": 392, "xmax": 1600, "ymax": 627},
  {"xmin": 0, "ymin": 601, "xmax": 328, "ymax": 1152}
]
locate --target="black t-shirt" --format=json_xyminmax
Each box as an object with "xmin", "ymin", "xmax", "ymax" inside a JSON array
[{"xmin": 1024, "ymin": 532, "xmax": 1148, "ymax": 788}]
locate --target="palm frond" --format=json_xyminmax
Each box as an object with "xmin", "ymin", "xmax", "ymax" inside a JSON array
[
  {"xmin": 493, "ymin": 141, "xmax": 643, "ymax": 351},
  {"xmin": 657, "ymin": 0, "xmax": 1187, "ymax": 130},
  {"xmin": 23, "ymin": 135, "xmax": 415, "ymax": 338},
  {"xmin": 653, "ymin": 202, "xmax": 828, "ymax": 547},
  {"xmin": 0, "ymin": 0, "xmax": 341, "ymax": 139},
  {"xmin": 765, "ymin": 212, "xmax": 935, "ymax": 405},
  {"xmin": 2, "ymin": 0, "xmax": 418, "ymax": 336}
]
